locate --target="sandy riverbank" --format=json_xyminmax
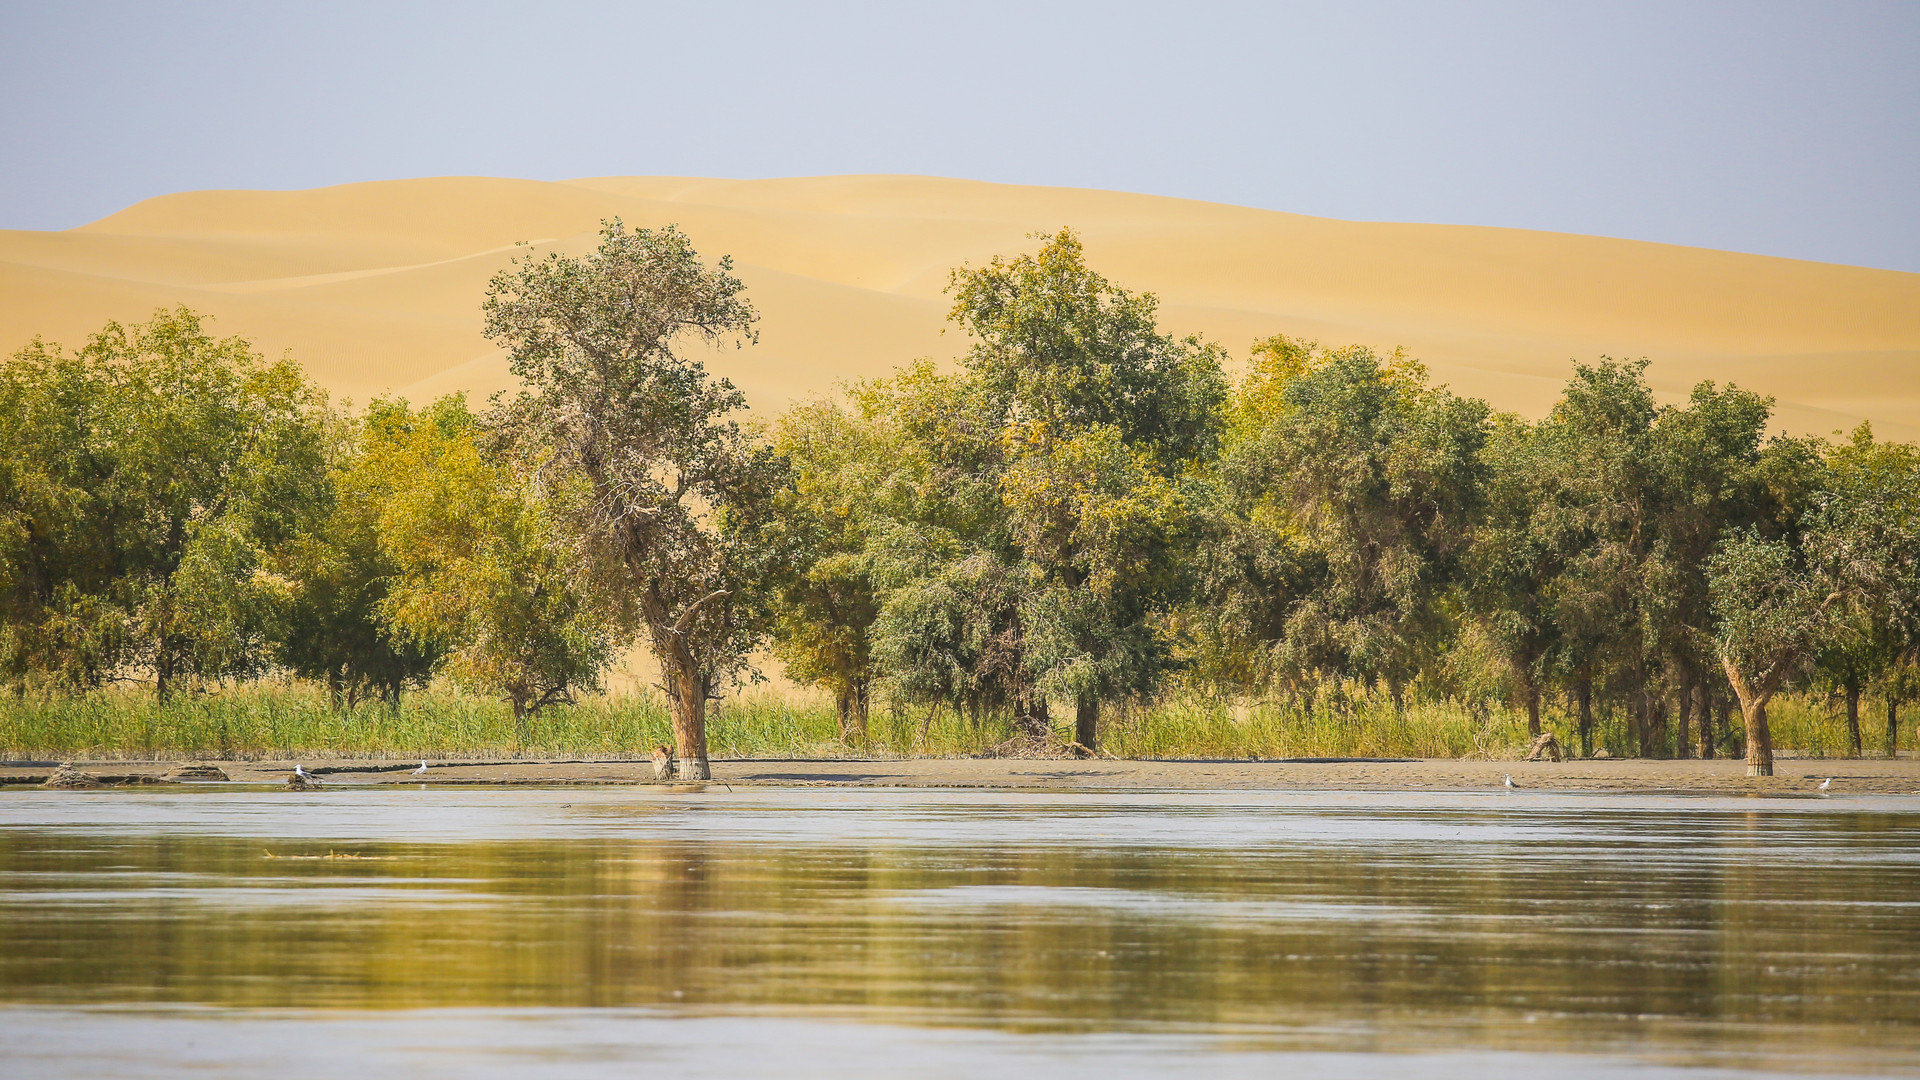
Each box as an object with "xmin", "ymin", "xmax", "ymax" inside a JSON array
[{"xmin": 4, "ymin": 756, "xmax": 1917, "ymax": 796}]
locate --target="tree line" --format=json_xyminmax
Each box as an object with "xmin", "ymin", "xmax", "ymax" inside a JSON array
[{"xmin": 3, "ymin": 223, "xmax": 1916, "ymax": 777}]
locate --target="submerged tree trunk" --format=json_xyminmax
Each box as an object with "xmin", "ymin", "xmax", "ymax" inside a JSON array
[
  {"xmin": 1844, "ymin": 678, "xmax": 1863, "ymax": 758},
  {"xmin": 1075, "ymin": 694, "xmax": 1099, "ymax": 752}
]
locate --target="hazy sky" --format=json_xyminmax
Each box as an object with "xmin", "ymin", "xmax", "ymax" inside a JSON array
[{"xmin": 4, "ymin": 1, "xmax": 1916, "ymax": 271}]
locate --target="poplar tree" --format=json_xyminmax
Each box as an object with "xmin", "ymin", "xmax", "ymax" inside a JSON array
[{"xmin": 483, "ymin": 221, "xmax": 781, "ymax": 779}]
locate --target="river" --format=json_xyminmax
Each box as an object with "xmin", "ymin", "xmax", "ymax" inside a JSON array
[{"xmin": 1, "ymin": 786, "xmax": 1915, "ymax": 1077}]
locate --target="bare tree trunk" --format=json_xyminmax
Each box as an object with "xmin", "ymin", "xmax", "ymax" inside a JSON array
[
  {"xmin": 1646, "ymin": 690, "xmax": 1669, "ymax": 759},
  {"xmin": 1742, "ymin": 699, "xmax": 1775, "ymax": 777},
  {"xmin": 1675, "ymin": 674, "xmax": 1693, "ymax": 760},
  {"xmin": 1722, "ymin": 658, "xmax": 1775, "ymax": 777},
  {"xmin": 510, "ymin": 693, "xmax": 530, "ymax": 742},
  {"xmin": 667, "ymin": 666, "xmax": 712, "ymax": 780},
  {"xmin": 1720, "ymin": 694, "xmax": 1738, "ymax": 759},
  {"xmin": 1075, "ymin": 694, "xmax": 1099, "ymax": 751},
  {"xmin": 1524, "ymin": 680, "xmax": 1541, "ymax": 739},
  {"xmin": 1020, "ymin": 695, "xmax": 1051, "ymax": 741},
  {"xmin": 1888, "ymin": 698, "xmax": 1901, "ymax": 760},
  {"xmin": 1576, "ymin": 680, "xmax": 1594, "ymax": 759},
  {"xmin": 1697, "ymin": 681, "xmax": 1714, "ymax": 759},
  {"xmin": 1844, "ymin": 678, "xmax": 1862, "ymax": 758},
  {"xmin": 1628, "ymin": 691, "xmax": 1647, "ymax": 758}
]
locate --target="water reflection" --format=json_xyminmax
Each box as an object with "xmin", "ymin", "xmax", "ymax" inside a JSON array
[{"xmin": 0, "ymin": 789, "xmax": 1915, "ymax": 1074}]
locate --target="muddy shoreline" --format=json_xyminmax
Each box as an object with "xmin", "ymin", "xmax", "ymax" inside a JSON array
[{"xmin": 4, "ymin": 755, "xmax": 1918, "ymax": 795}]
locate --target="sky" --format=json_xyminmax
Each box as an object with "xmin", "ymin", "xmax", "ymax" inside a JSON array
[{"xmin": 3, "ymin": 1, "xmax": 1916, "ymax": 272}]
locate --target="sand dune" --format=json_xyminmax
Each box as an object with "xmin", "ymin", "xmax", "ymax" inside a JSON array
[{"xmin": 3, "ymin": 174, "xmax": 1917, "ymax": 439}]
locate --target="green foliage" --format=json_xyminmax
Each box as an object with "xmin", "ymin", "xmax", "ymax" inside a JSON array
[
  {"xmin": 766, "ymin": 400, "xmax": 885, "ymax": 738},
  {"xmin": 483, "ymin": 220, "xmax": 782, "ymax": 774},
  {"xmin": 0, "ymin": 307, "xmax": 328, "ymax": 697},
  {"xmin": 369, "ymin": 397, "xmax": 613, "ymax": 723},
  {"xmin": 1215, "ymin": 337, "xmax": 1488, "ymax": 707},
  {"xmin": 5, "ymin": 235, "xmax": 1920, "ymax": 769},
  {"xmin": 789, "ymin": 230, "xmax": 1228, "ymax": 749},
  {"xmin": 277, "ymin": 401, "xmax": 441, "ymax": 706}
]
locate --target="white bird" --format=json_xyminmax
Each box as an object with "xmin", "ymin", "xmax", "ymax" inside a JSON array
[
  {"xmin": 1818, "ymin": 777, "xmax": 1833, "ymax": 791},
  {"xmin": 293, "ymin": 764, "xmax": 314, "ymax": 781},
  {"xmin": 411, "ymin": 760, "xmax": 429, "ymax": 777},
  {"xmin": 1503, "ymin": 774, "xmax": 1518, "ymax": 789}
]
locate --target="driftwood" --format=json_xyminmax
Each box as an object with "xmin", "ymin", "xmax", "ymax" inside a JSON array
[
  {"xmin": 285, "ymin": 772, "xmax": 321, "ymax": 791},
  {"xmin": 1525, "ymin": 732, "xmax": 1563, "ymax": 762},
  {"xmin": 982, "ymin": 735, "xmax": 1107, "ymax": 760},
  {"xmin": 43, "ymin": 764, "xmax": 102, "ymax": 789},
  {"xmin": 164, "ymin": 764, "xmax": 230, "ymax": 781},
  {"xmin": 1591, "ymin": 747, "xmax": 1612, "ymax": 760},
  {"xmin": 651, "ymin": 745, "xmax": 675, "ymax": 780}
]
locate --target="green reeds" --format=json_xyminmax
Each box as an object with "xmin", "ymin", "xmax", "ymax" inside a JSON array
[{"xmin": 0, "ymin": 681, "xmax": 1907, "ymax": 762}]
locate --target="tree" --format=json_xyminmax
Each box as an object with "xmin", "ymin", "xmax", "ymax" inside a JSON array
[
  {"xmin": 1709, "ymin": 472, "xmax": 1919, "ymax": 776},
  {"xmin": 373, "ymin": 397, "xmax": 613, "ymax": 729},
  {"xmin": 0, "ymin": 308, "xmax": 327, "ymax": 698},
  {"xmin": 766, "ymin": 400, "xmax": 886, "ymax": 740},
  {"xmin": 1221, "ymin": 337, "xmax": 1488, "ymax": 713},
  {"xmin": 1817, "ymin": 425, "xmax": 1920, "ymax": 757},
  {"xmin": 483, "ymin": 221, "xmax": 782, "ymax": 779},
  {"xmin": 278, "ymin": 401, "xmax": 442, "ymax": 709},
  {"xmin": 1646, "ymin": 380, "xmax": 1777, "ymax": 757},
  {"xmin": 1464, "ymin": 414, "xmax": 1561, "ymax": 737},
  {"xmin": 944, "ymin": 229, "xmax": 1225, "ymax": 748},
  {"xmin": 0, "ymin": 334, "xmax": 124, "ymax": 689}
]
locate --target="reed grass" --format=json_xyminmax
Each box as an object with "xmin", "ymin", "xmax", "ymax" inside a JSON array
[{"xmin": 0, "ymin": 681, "xmax": 1907, "ymax": 762}]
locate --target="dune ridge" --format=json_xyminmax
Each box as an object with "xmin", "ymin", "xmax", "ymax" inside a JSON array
[{"xmin": 3, "ymin": 174, "xmax": 1916, "ymax": 439}]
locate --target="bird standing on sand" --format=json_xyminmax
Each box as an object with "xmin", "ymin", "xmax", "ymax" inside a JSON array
[
  {"xmin": 1503, "ymin": 774, "xmax": 1518, "ymax": 789},
  {"xmin": 1819, "ymin": 777, "xmax": 1833, "ymax": 791},
  {"xmin": 411, "ymin": 760, "xmax": 428, "ymax": 777}
]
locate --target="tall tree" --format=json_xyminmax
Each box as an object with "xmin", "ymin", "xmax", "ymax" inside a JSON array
[
  {"xmin": 279, "ymin": 400, "xmax": 441, "ymax": 709},
  {"xmin": 1710, "ymin": 459, "xmax": 1919, "ymax": 775},
  {"xmin": 1221, "ymin": 337, "xmax": 1488, "ymax": 713},
  {"xmin": 1645, "ymin": 380, "xmax": 1777, "ymax": 756},
  {"xmin": 0, "ymin": 308, "xmax": 327, "ymax": 698},
  {"xmin": 945, "ymin": 229, "xmax": 1225, "ymax": 749},
  {"xmin": 766, "ymin": 400, "xmax": 886, "ymax": 740},
  {"xmin": 1464, "ymin": 414, "xmax": 1561, "ymax": 737},
  {"xmin": 483, "ymin": 221, "xmax": 782, "ymax": 779},
  {"xmin": 373, "ymin": 397, "xmax": 613, "ymax": 730}
]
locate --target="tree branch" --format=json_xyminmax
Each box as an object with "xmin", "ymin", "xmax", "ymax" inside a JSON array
[{"xmin": 670, "ymin": 589, "xmax": 731, "ymax": 636}]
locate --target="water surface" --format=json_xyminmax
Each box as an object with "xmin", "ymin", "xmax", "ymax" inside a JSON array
[{"xmin": 1, "ymin": 787, "xmax": 1915, "ymax": 1077}]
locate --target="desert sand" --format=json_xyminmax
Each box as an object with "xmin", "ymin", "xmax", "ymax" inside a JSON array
[{"xmin": 3, "ymin": 174, "xmax": 1917, "ymax": 439}]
